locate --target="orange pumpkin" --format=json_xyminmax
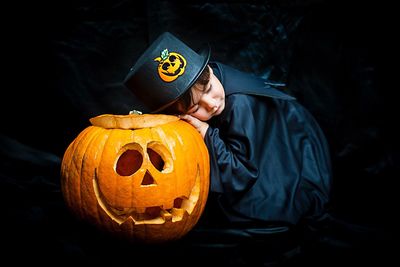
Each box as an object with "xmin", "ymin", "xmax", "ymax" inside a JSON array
[{"xmin": 60, "ymin": 114, "xmax": 210, "ymax": 243}]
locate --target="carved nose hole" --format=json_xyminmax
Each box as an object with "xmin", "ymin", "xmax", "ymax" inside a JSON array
[
  {"xmin": 147, "ymin": 148, "xmax": 165, "ymax": 171},
  {"xmin": 141, "ymin": 171, "xmax": 156, "ymax": 185},
  {"xmin": 116, "ymin": 150, "xmax": 142, "ymax": 176}
]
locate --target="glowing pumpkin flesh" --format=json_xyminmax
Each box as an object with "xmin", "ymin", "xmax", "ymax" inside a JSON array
[{"xmin": 60, "ymin": 114, "xmax": 210, "ymax": 243}]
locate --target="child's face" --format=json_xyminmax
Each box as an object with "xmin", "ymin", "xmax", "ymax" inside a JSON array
[{"xmin": 186, "ymin": 67, "xmax": 225, "ymax": 121}]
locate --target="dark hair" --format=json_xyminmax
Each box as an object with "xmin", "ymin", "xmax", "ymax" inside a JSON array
[{"xmin": 163, "ymin": 65, "xmax": 210, "ymax": 114}]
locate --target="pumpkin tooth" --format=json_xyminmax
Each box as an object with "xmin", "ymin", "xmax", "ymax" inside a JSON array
[
  {"xmin": 160, "ymin": 210, "xmax": 172, "ymax": 221},
  {"xmin": 171, "ymin": 208, "xmax": 185, "ymax": 222},
  {"xmin": 181, "ymin": 165, "xmax": 201, "ymax": 214}
]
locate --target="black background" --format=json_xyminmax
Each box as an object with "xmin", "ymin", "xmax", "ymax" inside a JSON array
[{"xmin": 1, "ymin": 0, "xmax": 398, "ymax": 266}]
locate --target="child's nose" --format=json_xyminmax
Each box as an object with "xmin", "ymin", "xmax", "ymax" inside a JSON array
[{"xmin": 201, "ymin": 95, "xmax": 217, "ymax": 111}]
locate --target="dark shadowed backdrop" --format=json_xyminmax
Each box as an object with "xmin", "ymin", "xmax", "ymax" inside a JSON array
[{"xmin": 1, "ymin": 0, "xmax": 397, "ymax": 266}]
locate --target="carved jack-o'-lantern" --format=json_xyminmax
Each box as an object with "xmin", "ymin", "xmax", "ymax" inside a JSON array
[{"xmin": 60, "ymin": 114, "xmax": 210, "ymax": 243}]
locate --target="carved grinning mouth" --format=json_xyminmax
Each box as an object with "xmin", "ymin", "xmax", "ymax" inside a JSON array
[{"xmin": 93, "ymin": 165, "xmax": 200, "ymax": 225}]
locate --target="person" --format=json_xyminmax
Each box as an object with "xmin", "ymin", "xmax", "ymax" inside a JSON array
[{"xmin": 123, "ymin": 32, "xmax": 332, "ymax": 235}]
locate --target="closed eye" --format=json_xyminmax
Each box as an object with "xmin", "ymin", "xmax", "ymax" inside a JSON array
[
  {"xmin": 187, "ymin": 104, "xmax": 199, "ymax": 114},
  {"xmin": 205, "ymin": 84, "xmax": 212, "ymax": 94}
]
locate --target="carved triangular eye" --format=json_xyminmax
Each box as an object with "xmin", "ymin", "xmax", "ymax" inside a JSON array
[{"xmin": 116, "ymin": 149, "xmax": 143, "ymax": 176}]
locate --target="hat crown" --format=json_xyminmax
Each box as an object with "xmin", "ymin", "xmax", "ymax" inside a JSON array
[{"xmin": 124, "ymin": 32, "xmax": 210, "ymax": 113}]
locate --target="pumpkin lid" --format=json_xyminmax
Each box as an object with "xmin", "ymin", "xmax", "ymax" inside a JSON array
[{"xmin": 89, "ymin": 114, "xmax": 179, "ymax": 129}]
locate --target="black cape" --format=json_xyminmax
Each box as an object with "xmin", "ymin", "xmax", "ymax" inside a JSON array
[{"xmin": 204, "ymin": 62, "xmax": 332, "ymax": 225}]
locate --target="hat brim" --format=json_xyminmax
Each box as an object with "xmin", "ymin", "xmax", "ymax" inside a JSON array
[{"xmin": 152, "ymin": 44, "xmax": 211, "ymax": 114}]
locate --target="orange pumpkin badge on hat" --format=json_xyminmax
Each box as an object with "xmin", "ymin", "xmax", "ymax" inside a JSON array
[{"xmin": 154, "ymin": 49, "xmax": 187, "ymax": 82}]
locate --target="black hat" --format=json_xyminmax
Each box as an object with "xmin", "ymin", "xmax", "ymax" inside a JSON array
[{"xmin": 123, "ymin": 32, "xmax": 210, "ymax": 113}]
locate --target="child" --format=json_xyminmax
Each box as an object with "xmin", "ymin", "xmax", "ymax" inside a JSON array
[{"xmin": 124, "ymin": 31, "xmax": 332, "ymax": 228}]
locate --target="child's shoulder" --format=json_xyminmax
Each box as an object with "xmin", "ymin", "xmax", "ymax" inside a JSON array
[{"xmin": 212, "ymin": 61, "xmax": 295, "ymax": 101}]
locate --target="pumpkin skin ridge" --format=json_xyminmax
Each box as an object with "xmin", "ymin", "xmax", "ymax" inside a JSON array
[
  {"xmin": 192, "ymin": 120, "xmax": 210, "ymax": 225},
  {"xmin": 117, "ymin": 129, "xmax": 137, "ymax": 211},
  {"xmin": 165, "ymin": 121, "xmax": 200, "ymax": 209},
  {"xmin": 60, "ymin": 129, "xmax": 84, "ymax": 213},
  {"xmin": 61, "ymin": 126, "xmax": 93, "ymax": 215},
  {"xmin": 93, "ymin": 168, "xmax": 130, "ymax": 224},
  {"xmin": 151, "ymin": 121, "xmax": 194, "ymax": 201},
  {"xmin": 122, "ymin": 120, "xmax": 205, "ymax": 241},
  {"xmin": 162, "ymin": 120, "xmax": 209, "ymax": 237},
  {"xmin": 109, "ymin": 128, "xmax": 139, "ymax": 234},
  {"xmin": 84, "ymin": 127, "xmax": 121, "ymax": 234},
  {"xmin": 138, "ymin": 121, "xmax": 207, "ymax": 241},
  {"xmin": 151, "ymin": 124, "xmax": 183, "ymax": 207},
  {"xmin": 82, "ymin": 128, "xmax": 110, "ymax": 226},
  {"xmin": 63, "ymin": 126, "xmax": 104, "ymax": 220},
  {"xmin": 79, "ymin": 128, "xmax": 108, "ymax": 222},
  {"xmin": 97, "ymin": 128, "xmax": 142, "ymax": 209},
  {"xmin": 97, "ymin": 129, "xmax": 120, "ymax": 209},
  {"xmin": 178, "ymin": 122, "xmax": 210, "ymax": 236}
]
